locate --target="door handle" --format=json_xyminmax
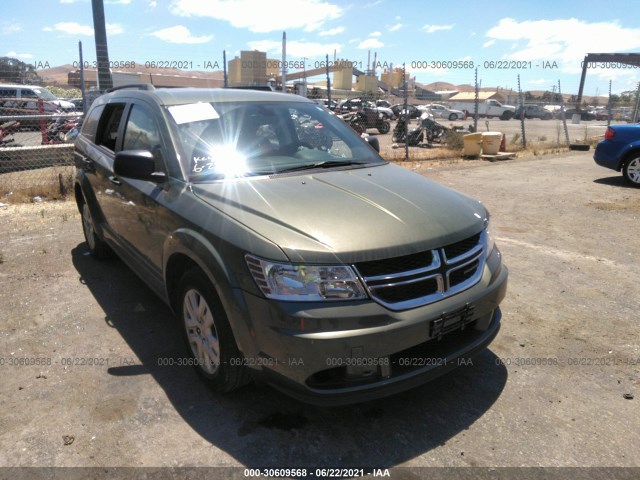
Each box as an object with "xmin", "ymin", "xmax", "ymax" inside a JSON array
[{"xmin": 108, "ymin": 176, "xmax": 122, "ymax": 186}]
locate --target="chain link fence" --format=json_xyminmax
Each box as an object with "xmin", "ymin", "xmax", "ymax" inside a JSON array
[{"xmin": 0, "ymin": 100, "xmax": 81, "ymax": 201}]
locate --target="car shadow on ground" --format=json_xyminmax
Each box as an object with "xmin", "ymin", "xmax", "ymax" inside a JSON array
[
  {"xmin": 593, "ymin": 176, "xmax": 637, "ymax": 189},
  {"xmin": 71, "ymin": 244, "xmax": 507, "ymax": 468}
]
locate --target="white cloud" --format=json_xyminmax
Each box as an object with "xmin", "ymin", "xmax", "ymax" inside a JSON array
[
  {"xmin": 247, "ymin": 39, "xmax": 342, "ymax": 58},
  {"xmin": 485, "ymin": 18, "xmax": 640, "ymax": 76},
  {"xmin": 2, "ymin": 22, "xmax": 21, "ymax": 34},
  {"xmin": 147, "ymin": 0, "xmax": 158, "ymax": 7},
  {"xmin": 170, "ymin": 0, "xmax": 342, "ymax": 33},
  {"xmin": 529, "ymin": 78, "xmax": 548, "ymax": 85},
  {"xmin": 106, "ymin": 23, "xmax": 124, "ymax": 35},
  {"xmin": 389, "ymin": 23, "xmax": 402, "ymax": 32},
  {"xmin": 483, "ymin": 39, "xmax": 495, "ymax": 48},
  {"xmin": 423, "ymin": 24, "xmax": 454, "ymax": 34},
  {"xmin": 318, "ymin": 26, "xmax": 344, "ymax": 36},
  {"xmin": 151, "ymin": 25, "xmax": 213, "ymax": 44},
  {"xmin": 5, "ymin": 51, "xmax": 33, "ymax": 59},
  {"xmin": 43, "ymin": 22, "xmax": 94, "ymax": 36},
  {"xmin": 357, "ymin": 38, "xmax": 383, "ymax": 49},
  {"xmin": 106, "ymin": 0, "xmax": 131, "ymax": 3},
  {"xmin": 369, "ymin": 31, "xmax": 382, "ymax": 37}
]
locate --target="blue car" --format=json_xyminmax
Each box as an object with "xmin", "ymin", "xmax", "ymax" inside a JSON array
[{"xmin": 594, "ymin": 124, "xmax": 640, "ymax": 186}]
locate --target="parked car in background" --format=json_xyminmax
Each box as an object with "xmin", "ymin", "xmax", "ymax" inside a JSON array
[
  {"xmin": 514, "ymin": 104, "xmax": 553, "ymax": 120},
  {"xmin": 594, "ymin": 124, "xmax": 640, "ymax": 186},
  {"xmin": 337, "ymin": 98, "xmax": 394, "ymax": 119},
  {"xmin": 426, "ymin": 103, "xmax": 465, "ymax": 121},
  {"xmin": 0, "ymin": 84, "xmax": 75, "ymax": 111},
  {"xmin": 74, "ymin": 85, "xmax": 507, "ymax": 405},
  {"xmin": 556, "ymin": 108, "xmax": 596, "ymax": 121},
  {"xmin": 452, "ymin": 99, "xmax": 515, "ymax": 120},
  {"xmin": 391, "ymin": 104, "xmax": 422, "ymax": 119},
  {"xmin": 313, "ymin": 98, "xmax": 338, "ymax": 110}
]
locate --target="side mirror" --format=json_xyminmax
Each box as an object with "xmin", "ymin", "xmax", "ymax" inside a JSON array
[
  {"xmin": 114, "ymin": 150, "xmax": 166, "ymax": 183},
  {"xmin": 364, "ymin": 135, "xmax": 380, "ymax": 152}
]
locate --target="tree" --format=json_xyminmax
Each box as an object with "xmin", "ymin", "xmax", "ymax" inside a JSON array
[{"xmin": 0, "ymin": 57, "xmax": 41, "ymax": 84}]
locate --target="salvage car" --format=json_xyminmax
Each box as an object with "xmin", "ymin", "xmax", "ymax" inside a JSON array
[
  {"xmin": 594, "ymin": 125, "xmax": 640, "ymax": 186},
  {"xmin": 74, "ymin": 85, "xmax": 508, "ymax": 405},
  {"xmin": 425, "ymin": 103, "xmax": 465, "ymax": 121},
  {"xmin": 514, "ymin": 104, "xmax": 553, "ymax": 120}
]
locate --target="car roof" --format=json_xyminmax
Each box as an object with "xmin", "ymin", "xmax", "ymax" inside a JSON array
[{"xmin": 96, "ymin": 86, "xmax": 314, "ymax": 107}]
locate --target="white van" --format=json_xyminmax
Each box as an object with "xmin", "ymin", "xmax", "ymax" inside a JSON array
[{"xmin": 0, "ymin": 84, "xmax": 75, "ymax": 111}]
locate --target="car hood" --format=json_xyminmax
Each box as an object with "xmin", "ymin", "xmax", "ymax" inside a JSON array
[{"xmin": 191, "ymin": 163, "xmax": 487, "ymax": 263}]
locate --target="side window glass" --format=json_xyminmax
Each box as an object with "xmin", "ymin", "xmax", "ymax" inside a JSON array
[
  {"xmin": 21, "ymin": 89, "xmax": 38, "ymax": 98},
  {"xmin": 80, "ymin": 104, "xmax": 105, "ymax": 143},
  {"xmin": 96, "ymin": 103, "xmax": 126, "ymax": 151},
  {"xmin": 123, "ymin": 104, "xmax": 166, "ymax": 170},
  {"xmin": 122, "ymin": 105, "xmax": 161, "ymax": 152}
]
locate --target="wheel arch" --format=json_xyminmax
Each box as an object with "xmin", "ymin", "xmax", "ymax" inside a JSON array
[
  {"xmin": 162, "ymin": 230, "xmax": 258, "ymax": 359},
  {"xmin": 619, "ymin": 146, "xmax": 640, "ymax": 171}
]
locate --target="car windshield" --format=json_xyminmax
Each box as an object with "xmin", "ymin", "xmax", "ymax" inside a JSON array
[
  {"xmin": 169, "ymin": 100, "xmax": 384, "ymax": 182},
  {"xmin": 32, "ymin": 88, "xmax": 57, "ymax": 101}
]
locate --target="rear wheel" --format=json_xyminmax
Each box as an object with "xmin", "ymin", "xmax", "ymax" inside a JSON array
[
  {"xmin": 81, "ymin": 202, "xmax": 111, "ymax": 259},
  {"xmin": 623, "ymin": 155, "xmax": 640, "ymax": 187},
  {"xmin": 178, "ymin": 269, "xmax": 250, "ymax": 392}
]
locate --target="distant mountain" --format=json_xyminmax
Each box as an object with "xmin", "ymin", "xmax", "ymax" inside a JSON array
[{"xmin": 36, "ymin": 63, "xmax": 225, "ymax": 86}]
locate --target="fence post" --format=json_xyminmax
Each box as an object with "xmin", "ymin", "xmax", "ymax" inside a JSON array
[{"xmin": 517, "ymin": 74, "xmax": 526, "ymax": 149}]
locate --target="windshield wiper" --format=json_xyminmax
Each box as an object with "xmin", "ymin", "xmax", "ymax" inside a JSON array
[{"xmin": 274, "ymin": 160, "xmax": 369, "ymax": 174}]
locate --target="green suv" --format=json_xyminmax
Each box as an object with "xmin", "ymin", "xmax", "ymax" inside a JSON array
[{"xmin": 74, "ymin": 85, "xmax": 508, "ymax": 405}]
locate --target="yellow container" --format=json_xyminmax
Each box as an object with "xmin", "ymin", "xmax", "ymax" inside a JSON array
[
  {"xmin": 482, "ymin": 132, "xmax": 503, "ymax": 155},
  {"xmin": 463, "ymin": 132, "xmax": 483, "ymax": 157}
]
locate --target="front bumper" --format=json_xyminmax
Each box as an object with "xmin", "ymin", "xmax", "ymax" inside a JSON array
[{"xmin": 233, "ymin": 256, "xmax": 508, "ymax": 406}]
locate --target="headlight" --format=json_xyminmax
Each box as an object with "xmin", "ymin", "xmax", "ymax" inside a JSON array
[
  {"xmin": 245, "ymin": 255, "xmax": 367, "ymax": 301},
  {"xmin": 483, "ymin": 215, "xmax": 495, "ymax": 257}
]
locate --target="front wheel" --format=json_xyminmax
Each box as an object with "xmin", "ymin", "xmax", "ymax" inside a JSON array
[
  {"xmin": 500, "ymin": 112, "xmax": 513, "ymax": 120},
  {"xmin": 377, "ymin": 121, "xmax": 390, "ymax": 134},
  {"xmin": 448, "ymin": 113, "xmax": 458, "ymax": 121},
  {"xmin": 178, "ymin": 269, "xmax": 250, "ymax": 392},
  {"xmin": 623, "ymin": 155, "xmax": 640, "ymax": 187}
]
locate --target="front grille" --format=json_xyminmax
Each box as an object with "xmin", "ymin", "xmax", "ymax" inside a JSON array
[{"xmin": 354, "ymin": 231, "xmax": 485, "ymax": 311}]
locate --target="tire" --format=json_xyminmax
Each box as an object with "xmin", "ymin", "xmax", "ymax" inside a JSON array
[
  {"xmin": 351, "ymin": 122, "xmax": 365, "ymax": 135},
  {"xmin": 623, "ymin": 155, "xmax": 640, "ymax": 187},
  {"xmin": 178, "ymin": 269, "xmax": 250, "ymax": 392},
  {"xmin": 500, "ymin": 111, "xmax": 513, "ymax": 120},
  {"xmin": 448, "ymin": 113, "xmax": 458, "ymax": 121},
  {"xmin": 377, "ymin": 121, "xmax": 390, "ymax": 134},
  {"xmin": 81, "ymin": 202, "xmax": 112, "ymax": 259}
]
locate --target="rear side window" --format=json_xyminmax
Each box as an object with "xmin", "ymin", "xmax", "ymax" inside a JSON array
[
  {"xmin": 80, "ymin": 104, "xmax": 105, "ymax": 143},
  {"xmin": 96, "ymin": 103, "xmax": 126, "ymax": 151},
  {"xmin": 0, "ymin": 88, "xmax": 17, "ymax": 99}
]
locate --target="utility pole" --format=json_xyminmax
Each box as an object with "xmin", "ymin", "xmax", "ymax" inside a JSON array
[{"xmin": 91, "ymin": 0, "xmax": 112, "ymax": 91}]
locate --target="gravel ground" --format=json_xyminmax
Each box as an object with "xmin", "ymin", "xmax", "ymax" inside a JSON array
[{"xmin": 0, "ymin": 150, "xmax": 638, "ymax": 478}]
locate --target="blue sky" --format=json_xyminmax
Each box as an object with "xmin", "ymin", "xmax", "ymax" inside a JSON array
[{"xmin": 2, "ymin": 0, "xmax": 640, "ymax": 96}]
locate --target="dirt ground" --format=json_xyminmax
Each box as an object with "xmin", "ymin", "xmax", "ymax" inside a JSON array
[{"xmin": 0, "ymin": 150, "xmax": 638, "ymax": 477}]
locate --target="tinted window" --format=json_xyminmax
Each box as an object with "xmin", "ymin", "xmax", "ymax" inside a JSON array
[
  {"xmin": 122, "ymin": 105, "xmax": 161, "ymax": 152},
  {"xmin": 81, "ymin": 104, "xmax": 105, "ymax": 143},
  {"xmin": 0, "ymin": 88, "xmax": 17, "ymax": 98},
  {"xmin": 96, "ymin": 103, "xmax": 126, "ymax": 151}
]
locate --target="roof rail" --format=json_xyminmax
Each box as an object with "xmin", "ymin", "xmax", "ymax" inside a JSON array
[{"xmin": 106, "ymin": 83, "xmax": 156, "ymax": 93}]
